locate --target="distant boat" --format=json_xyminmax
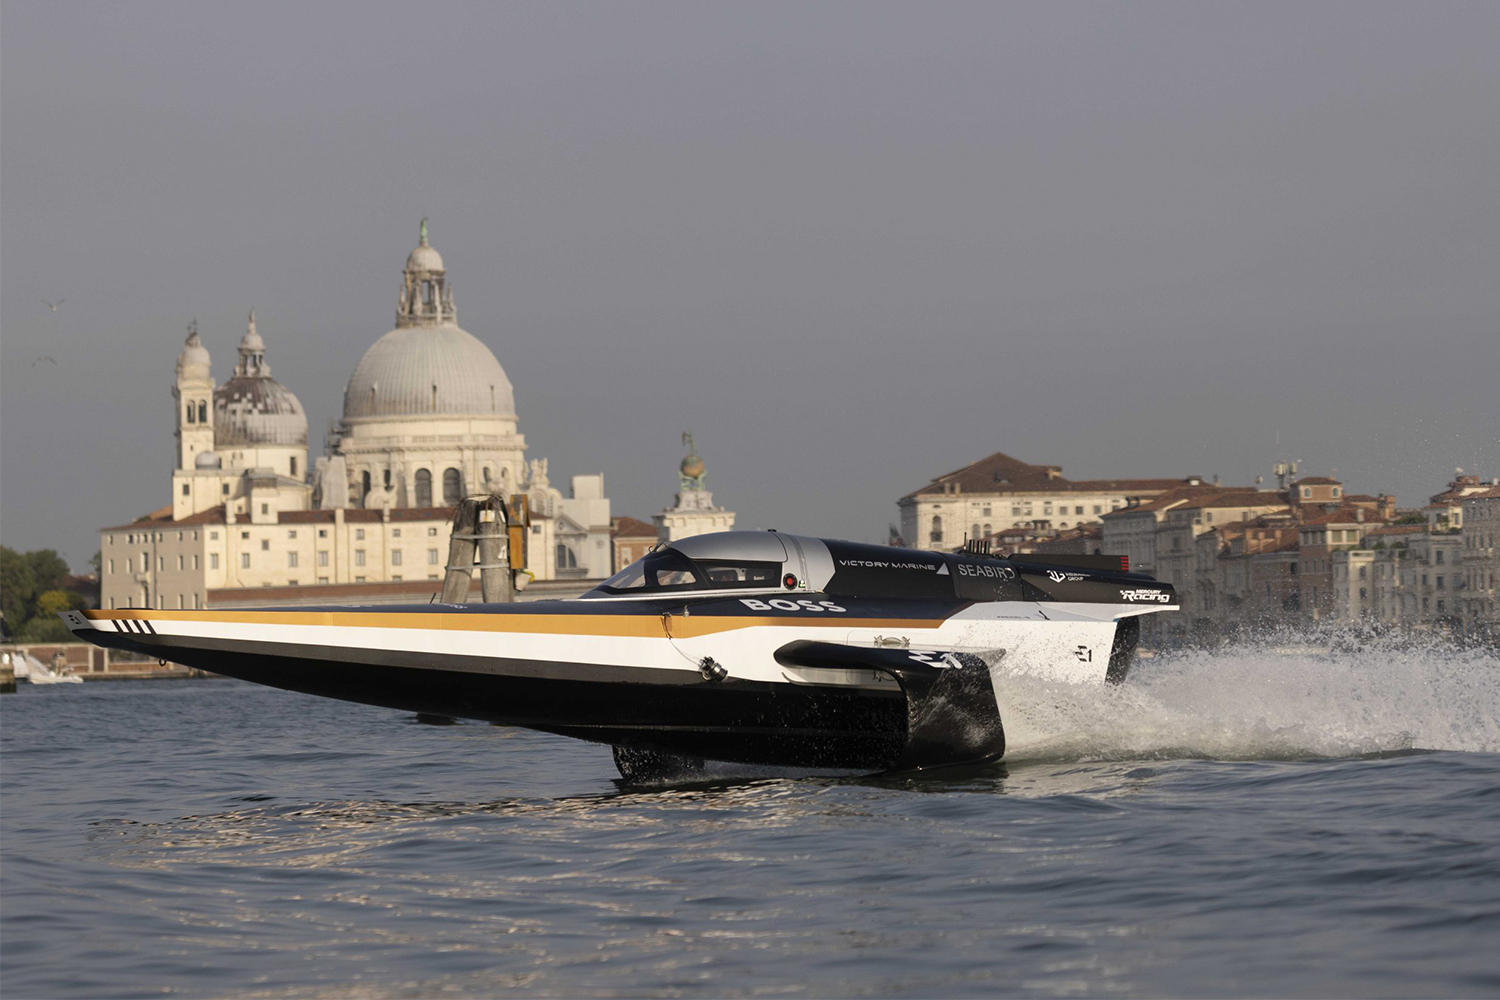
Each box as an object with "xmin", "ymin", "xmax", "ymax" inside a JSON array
[{"xmin": 4, "ymin": 650, "xmax": 83, "ymax": 685}]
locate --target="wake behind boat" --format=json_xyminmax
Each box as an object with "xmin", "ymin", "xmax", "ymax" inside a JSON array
[{"xmin": 64, "ymin": 530, "xmax": 1178, "ymax": 779}]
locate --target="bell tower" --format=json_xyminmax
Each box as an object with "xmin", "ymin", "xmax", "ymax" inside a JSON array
[
  {"xmin": 173, "ymin": 320, "xmax": 215, "ymax": 471},
  {"xmin": 396, "ymin": 218, "xmax": 457, "ymax": 328}
]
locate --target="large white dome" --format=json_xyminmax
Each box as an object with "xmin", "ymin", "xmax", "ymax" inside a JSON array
[{"xmin": 342, "ymin": 324, "xmax": 517, "ymax": 421}]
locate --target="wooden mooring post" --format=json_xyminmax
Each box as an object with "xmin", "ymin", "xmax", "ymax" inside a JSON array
[{"xmin": 440, "ymin": 494, "xmax": 517, "ymax": 604}]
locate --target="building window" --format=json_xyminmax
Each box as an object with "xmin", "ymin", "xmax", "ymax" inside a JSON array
[
  {"xmin": 1436, "ymin": 550, "xmax": 1444, "ymax": 564},
  {"xmin": 241, "ymin": 553, "xmax": 250, "ymax": 569},
  {"xmin": 355, "ymin": 576, "xmax": 366, "ymax": 583},
  {"xmin": 319, "ymin": 577, "xmax": 329, "ymax": 584},
  {"xmin": 177, "ymin": 555, "xmax": 184, "ymax": 570},
  {"xmin": 288, "ymin": 579, "xmax": 299, "ymax": 586},
  {"xmin": 392, "ymin": 528, "xmax": 401, "ymax": 538},
  {"xmin": 443, "ymin": 468, "xmax": 463, "ymax": 505},
  {"xmin": 1302, "ymin": 487, "xmax": 1312, "ymax": 498},
  {"xmin": 1436, "ymin": 576, "xmax": 1445, "ymax": 589},
  {"xmin": 182, "ymin": 484, "xmax": 190, "ymax": 497},
  {"xmin": 290, "ymin": 457, "xmax": 298, "ymax": 477},
  {"xmin": 210, "ymin": 553, "xmax": 219, "ymax": 569},
  {"xmin": 177, "ymin": 594, "xmax": 184, "ymax": 609},
  {"xmin": 1094, "ymin": 506, "xmax": 1102, "ymax": 514},
  {"xmin": 556, "ymin": 544, "xmax": 577, "ymax": 570},
  {"xmin": 1332, "ymin": 487, "xmax": 1341, "ymax": 498},
  {"xmin": 355, "ymin": 550, "xmax": 366, "ymax": 567},
  {"xmin": 109, "ymin": 559, "xmax": 115, "ymax": 573},
  {"xmin": 194, "ymin": 594, "xmax": 201, "ymax": 609},
  {"xmin": 222, "ymin": 484, "xmax": 230, "ymax": 495},
  {"xmin": 198, "ymin": 402, "xmax": 207, "ymax": 423},
  {"xmin": 428, "ymin": 527, "xmax": 438, "ymax": 536},
  {"xmin": 428, "ymin": 549, "xmax": 439, "ymax": 565},
  {"xmin": 356, "ymin": 529, "xmax": 365, "ymax": 540},
  {"xmin": 288, "ymin": 530, "xmax": 297, "ymax": 539},
  {"xmin": 288, "ymin": 552, "xmax": 299, "ymax": 568},
  {"xmin": 260, "ymin": 539, "xmax": 270, "ymax": 551},
  {"xmin": 361, "ymin": 470, "xmax": 372, "ymax": 501},
  {"xmin": 193, "ymin": 555, "xmax": 199, "ymax": 570},
  {"xmin": 930, "ymin": 515, "xmax": 943, "ymax": 543},
  {"xmin": 384, "ymin": 468, "xmax": 393, "ymax": 489},
  {"xmin": 318, "ymin": 551, "xmax": 328, "ymax": 567},
  {"xmin": 186, "ymin": 403, "xmax": 195, "ymax": 424},
  {"xmin": 242, "ymin": 531, "xmax": 250, "ymax": 539},
  {"xmin": 391, "ymin": 550, "xmax": 403, "ymax": 566},
  {"xmin": 158, "ymin": 556, "xmax": 165, "ymax": 570},
  {"xmin": 210, "ymin": 532, "xmax": 218, "ymax": 541},
  {"xmin": 1075, "ymin": 506, "xmax": 1083, "ymax": 515}
]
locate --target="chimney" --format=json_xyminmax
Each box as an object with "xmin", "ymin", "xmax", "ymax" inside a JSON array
[{"xmin": 1356, "ymin": 508, "xmax": 1365, "ymax": 523}]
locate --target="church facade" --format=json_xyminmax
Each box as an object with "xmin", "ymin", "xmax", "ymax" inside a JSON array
[{"xmin": 100, "ymin": 224, "xmax": 612, "ymax": 611}]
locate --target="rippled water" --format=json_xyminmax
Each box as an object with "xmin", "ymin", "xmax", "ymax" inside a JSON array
[{"xmin": 4, "ymin": 645, "xmax": 1499, "ymax": 998}]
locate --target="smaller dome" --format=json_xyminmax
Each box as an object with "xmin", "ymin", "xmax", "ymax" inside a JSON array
[
  {"xmin": 215, "ymin": 376, "xmax": 308, "ymax": 448},
  {"xmin": 195, "ymin": 450, "xmax": 223, "ymax": 470},
  {"xmin": 240, "ymin": 310, "xmax": 265, "ymax": 352},
  {"xmin": 176, "ymin": 325, "xmax": 210, "ymax": 380},
  {"xmin": 406, "ymin": 242, "xmax": 444, "ymax": 273}
]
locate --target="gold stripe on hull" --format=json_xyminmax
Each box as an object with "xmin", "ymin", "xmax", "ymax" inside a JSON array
[{"xmin": 81, "ymin": 609, "xmax": 950, "ymax": 639}]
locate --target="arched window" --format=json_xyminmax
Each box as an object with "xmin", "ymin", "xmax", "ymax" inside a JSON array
[
  {"xmin": 383, "ymin": 468, "xmax": 392, "ymax": 489},
  {"xmin": 423, "ymin": 281, "xmax": 433, "ymax": 304},
  {"xmin": 442, "ymin": 468, "xmax": 463, "ymax": 505},
  {"xmin": 415, "ymin": 469, "xmax": 433, "ymax": 507},
  {"xmin": 971, "ymin": 524, "xmax": 980, "ymax": 541},
  {"xmin": 198, "ymin": 402, "xmax": 207, "ymax": 423},
  {"xmin": 556, "ymin": 544, "xmax": 577, "ymax": 570},
  {"xmin": 983, "ymin": 523, "xmax": 991, "ymax": 537},
  {"xmin": 930, "ymin": 516, "xmax": 943, "ymax": 543},
  {"xmin": 361, "ymin": 471, "xmax": 372, "ymax": 501},
  {"xmin": 290, "ymin": 457, "xmax": 298, "ymax": 478},
  {"xmin": 186, "ymin": 403, "xmax": 196, "ymax": 424}
]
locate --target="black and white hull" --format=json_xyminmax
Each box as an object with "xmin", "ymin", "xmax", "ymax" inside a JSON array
[{"xmin": 65, "ymin": 531, "xmax": 1177, "ymax": 777}]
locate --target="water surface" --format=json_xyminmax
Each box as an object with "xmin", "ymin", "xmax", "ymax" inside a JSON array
[{"xmin": 3, "ymin": 646, "xmax": 1498, "ymax": 998}]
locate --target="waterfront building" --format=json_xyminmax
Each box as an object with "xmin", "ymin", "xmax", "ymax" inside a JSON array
[
  {"xmin": 899, "ymin": 451, "xmax": 1204, "ymax": 552},
  {"xmin": 610, "ymin": 516, "xmax": 659, "ymax": 573},
  {"xmin": 1459, "ymin": 486, "xmax": 1500, "ymax": 629},
  {"xmin": 100, "ymin": 223, "xmax": 612, "ymax": 610}
]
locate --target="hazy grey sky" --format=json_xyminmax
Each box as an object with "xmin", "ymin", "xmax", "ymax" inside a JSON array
[{"xmin": 3, "ymin": 1, "xmax": 1497, "ymax": 569}]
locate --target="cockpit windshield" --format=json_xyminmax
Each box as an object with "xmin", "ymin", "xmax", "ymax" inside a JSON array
[{"xmin": 593, "ymin": 547, "xmax": 782, "ymax": 596}]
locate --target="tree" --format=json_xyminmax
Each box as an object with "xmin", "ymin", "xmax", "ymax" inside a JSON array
[
  {"xmin": 1, "ymin": 546, "xmax": 38, "ymax": 632},
  {"xmin": 15, "ymin": 616, "xmax": 73, "ymax": 644},
  {"xmin": 27, "ymin": 549, "xmax": 71, "ymax": 592},
  {"xmin": 36, "ymin": 589, "xmax": 87, "ymax": 619},
  {"xmin": 88, "ymin": 551, "xmax": 102, "ymax": 575}
]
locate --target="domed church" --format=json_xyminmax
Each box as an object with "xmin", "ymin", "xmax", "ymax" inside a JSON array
[
  {"xmin": 103, "ymin": 223, "xmax": 612, "ymax": 613},
  {"xmin": 318, "ymin": 219, "xmax": 527, "ymax": 511}
]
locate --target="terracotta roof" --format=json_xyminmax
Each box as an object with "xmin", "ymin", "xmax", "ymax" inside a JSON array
[
  {"xmin": 1067, "ymin": 478, "xmax": 1198, "ymax": 492},
  {"xmin": 1292, "ymin": 476, "xmax": 1342, "ymax": 486},
  {"xmin": 1099, "ymin": 486, "xmax": 1227, "ymax": 517},
  {"xmin": 611, "ymin": 516, "xmax": 658, "ymax": 538},
  {"xmin": 1365, "ymin": 524, "xmax": 1426, "ymax": 537},
  {"xmin": 104, "ymin": 506, "xmax": 227, "ymax": 531},
  {"xmin": 1181, "ymin": 491, "xmax": 1287, "ymax": 510},
  {"xmin": 902, "ymin": 450, "xmax": 1197, "ymax": 500},
  {"xmin": 1298, "ymin": 505, "xmax": 1383, "ymax": 527},
  {"xmin": 1461, "ymin": 486, "xmax": 1500, "ymax": 501}
]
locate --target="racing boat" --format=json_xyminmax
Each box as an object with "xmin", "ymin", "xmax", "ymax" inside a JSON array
[{"xmin": 62, "ymin": 531, "xmax": 1178, "ymax": 779}]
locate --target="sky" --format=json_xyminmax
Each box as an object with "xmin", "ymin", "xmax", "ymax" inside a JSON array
[{"xmin": 2, "ymin": 1, "xmax": 1497, "ymax": 570}]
